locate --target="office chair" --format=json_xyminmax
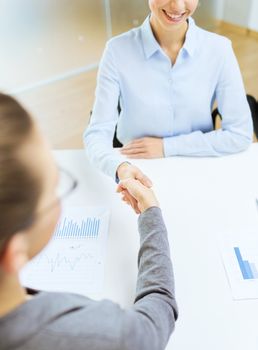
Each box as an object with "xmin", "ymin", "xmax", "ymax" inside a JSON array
[{"xmin": 212, "ymin": 94, "xmax": 258, "ymax": 138}]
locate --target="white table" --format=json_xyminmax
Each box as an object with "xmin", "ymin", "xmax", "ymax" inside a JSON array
[{"xmin": 54, "ymin": 144, "xmax": 258, "ymax": 350}]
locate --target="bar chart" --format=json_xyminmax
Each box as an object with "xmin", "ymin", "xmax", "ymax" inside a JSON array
[
  {"xmin": 54, "ymin": 217, "xmax": 100, "ymax": 239},
  {"xmin": 220, "ymin": 234, "xmax": 258, "ymax": 300},
  {"xmin": 234, "ymin": 247, "xmax": 258, "ymax": 280}
]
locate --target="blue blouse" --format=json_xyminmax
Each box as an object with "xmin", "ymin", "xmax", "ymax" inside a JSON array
[{"xmin": 84, "ymin": 16, "xmax": 253, "ymax": 179}]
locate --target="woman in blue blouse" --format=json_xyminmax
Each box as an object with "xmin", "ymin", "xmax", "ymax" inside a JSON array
[{"xmin": 84, "ymin": 0, "xmax": 253, "ymax": 194}]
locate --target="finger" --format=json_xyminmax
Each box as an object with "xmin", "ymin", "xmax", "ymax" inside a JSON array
[
  {"xmin": 136, "ymin": 173, "xmax": 153, "ymax": 188},
  {"xmin": 121, "ymin": 145, "xmax": 144, "ymax": 153},
  {"xmin": 125, "ymin": 191, "xmax": 137, "ymax": 207},
  {"xmin": 117, "ymin": 184, "xmax": 125, "ymax": 193},
  {"xmin": 126, "ymin": 153, "xmax": 148, "ymax": 159},
  {"xmin": 123, "ymin": 198, "xmax": 131, "ymax": 205},
  {"xmin": 117, "ymin": 182, "xmax": 130, "ymax": 193},
  {"xmin": 116, "ymin": 185, "xmax": 123, "ymax": 193},
  {"xmin": 119, "ymin": 181, "xmax": 145, "ymax": 214},
  {"xmin": 121, "ymin": 190, "xmax": 130, "ymax": 201},
  {"xmin": 117, "ymin": 179, "xmax": 134, "ymax": 195},
  {"xmin": 119, "ymin": 169, "xmax": 152, "ymax": 188},
  {"xmin": 123, "ymin": 190, "xmax": 136, "ymax": 209},
  {"xmin": 122, "ymin": 192, "xmax": 131, "ymax": 204},
  {"xmin": 123, "ymin": 190, "xmax": 140, "ymax": 212},
  {"xmin": 130, "ymin": 197, "xmax": 139, "ymax": 212},
  {"xmin": 122, "ymin": 139, "xmax": 144, "ymax": 149},
  {"xmin": 117, "ymin": 181, "xmax": 142, "ymax": 214},
  {"xmin": 134, "ymin": 204, "xmax": 141, "ymax": 214},
  {"xmin": 120, "ymin": 147, "xmax": 145, "ymax": 155},
  {"xmin": 119, "ymin": 179, "xmax": 146, "ymax": 200}
]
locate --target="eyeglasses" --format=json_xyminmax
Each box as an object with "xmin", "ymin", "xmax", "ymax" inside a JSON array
[
  {"xmin": 40, "ymin": 167, "xmax": 78, "ymax": 216},
  {"xmin": 56, "ymin": 168, "xmax": 78, "ymax": 203}
]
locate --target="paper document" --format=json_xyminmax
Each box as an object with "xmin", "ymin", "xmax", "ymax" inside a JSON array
[
  {"xmin": 219, "ymin": 233, "xmax": 258, "ymax": 300},
  {"xmin": 20, "ymin": 206, "xmax": 110, "ymax": 298}
]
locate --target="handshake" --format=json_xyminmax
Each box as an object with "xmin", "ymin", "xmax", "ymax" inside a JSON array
[{"xmin": 116, "ymin": 162, "xmax": 159, "ymax": 214}]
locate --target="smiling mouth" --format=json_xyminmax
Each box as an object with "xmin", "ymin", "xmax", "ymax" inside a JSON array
[{"xmin": 162, "ymin": 9, "xmax": 187, "ymax": 23}]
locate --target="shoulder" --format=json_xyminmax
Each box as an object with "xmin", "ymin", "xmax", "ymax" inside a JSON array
[
  {"xmin": 196, "ymin": 25, "xmax": 232, "ymax": 51},
  {"xmin": 101, "ymin": 26, "xmax": 143, "ymax": 68},
  {"xmin": 105, "ymin": 26, "xmax": 142, "ymax": 54},
  {"xmin": 44, "ymin": 298, "xmax": 127, "ymax": 349},
  {"xmin": 43, "ymin": 296, "xmax": 124, "ymax": 336}
]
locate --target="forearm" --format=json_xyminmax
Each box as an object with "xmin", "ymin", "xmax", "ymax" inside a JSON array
[
  {"xmin": 163, "ymin": 126, "xmax": 253, "ymax": 158},
  {"xmin": 120, "ymin": 207, "xmax": 177, "ymax": 350},
  {"xmin": 83, "ymin": 39, "xmax": 124, "ymax": 179},
  {"xmin": 83, "ymin": 128, "xmax": 125, "ymax": 180},
  {"xmin": 136, "ymin": 207, "xmax": 175, "ymax": 302}
]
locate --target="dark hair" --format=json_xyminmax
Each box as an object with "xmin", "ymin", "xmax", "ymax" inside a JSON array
[{"xmin": 0, "ymin": 93, "xmax": 41, "ymax": 251}]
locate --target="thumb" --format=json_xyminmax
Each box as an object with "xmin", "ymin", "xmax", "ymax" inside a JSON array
[
  {"xmin": 118, "ymin": 178, "xmax": 143, "ymax": 197},
  {"xmin": 135, "ymin": 171, "xmax": 152, "ymax": 188}
]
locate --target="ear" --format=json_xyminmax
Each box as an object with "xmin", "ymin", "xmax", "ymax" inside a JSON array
[{"xmin": 0, "ymin": 233, "xmax": 29, "ymax": 274}]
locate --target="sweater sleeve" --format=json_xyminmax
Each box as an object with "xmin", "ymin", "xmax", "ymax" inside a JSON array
[{"xmin": 119, "ymin": 207, "xmax": 178, "ymax": 350}]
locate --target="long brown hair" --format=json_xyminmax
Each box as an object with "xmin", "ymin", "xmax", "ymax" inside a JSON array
[{"xmin": 0, "ymin": 93, "xmax": 41, "ymax": 252}]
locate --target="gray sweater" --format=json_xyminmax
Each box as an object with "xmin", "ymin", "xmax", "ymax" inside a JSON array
[{"xmin": 0, "ymin": 207, "xmax": 178, "ymax": 350}]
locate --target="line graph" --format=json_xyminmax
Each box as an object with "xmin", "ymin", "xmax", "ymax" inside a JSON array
[{"xmin": 33, "ymin": 251, "xmax": 95, "ymax": 272}]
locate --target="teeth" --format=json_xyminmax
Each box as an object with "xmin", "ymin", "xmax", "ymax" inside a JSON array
[{"xmin": 165, "ymin": 11, "xmax": 184, "ymax": 19}]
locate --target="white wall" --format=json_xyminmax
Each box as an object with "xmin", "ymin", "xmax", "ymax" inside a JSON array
[
  {"xmin": 214, "ymin": 0, "xmax": 224, "ymax": 20},
  {"xmin": 219, "ymin": 0, "xmax": 258, "ymax": 31},
  {"xmin": 194, "ymin": 0, "xmax": 222, "ymax": 28},
  {"xmin": 223, "ymin": 0, "xmax": 252, "ymax": 27},
  {"xmin": 194, "ymin": 0, "xmax": 215, "ymax": 22},
  {"xmin": 248, "ymin": 1, "xmax": 258, "ymax": 31}
]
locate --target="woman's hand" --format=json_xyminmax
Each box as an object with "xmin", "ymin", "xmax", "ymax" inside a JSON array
[
  {"xmin": 117, "ymin": 162, "xmax": 152, "ymax": 186},
  {"xmin": 117, "ymin": 178, "xmax": 159, "ymax": 214},
  {"xmin": 120, "ymin": 137, "xmax": 164, "ymax": 159},
  {"xmin": 117, "ymin": 162, "xmax": 152, "ymax": 213}
]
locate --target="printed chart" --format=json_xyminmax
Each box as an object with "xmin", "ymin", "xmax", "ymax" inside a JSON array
[
  {"xmin": 54, "ymin": 217, "xmax": 100, "ymax": 239},
  {"xmin": 20, "ymin": 206, "xmax": 109, "ymax": 298},
  {"xmin": 220, "ymin": 234, "xmax": 258, "ymax": 300},
  {"xmin": 234, "ymin": 247, "xmax": 258, "ymax": 280}
]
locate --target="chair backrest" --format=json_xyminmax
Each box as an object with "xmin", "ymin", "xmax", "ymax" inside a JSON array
[
  {"xmin": 247, "ymin": 95, "xmax": 258, "ymax": 137},
  {"xmin": 212, "ymin": 94, "xmax": 258, "ymax": 138}
]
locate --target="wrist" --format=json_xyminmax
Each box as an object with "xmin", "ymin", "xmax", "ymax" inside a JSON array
[
  {"xmin": 141, "ymin": 201, "xmax": 159, "ymax": 213},
  {"xmin": 140, "ymin": 204, "xmax": 160, "ymax": 214},
  {"xmin": 116, "ymin": 161, "xmax": 131, "ymax": 181},
  {"xmin": 139, "ymin": 193, "xmax": 159, "ymax": 212}
]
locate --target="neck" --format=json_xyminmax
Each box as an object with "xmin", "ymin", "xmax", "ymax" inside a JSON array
[
  {"xmin": 0, "ymin": 273, "xmax": 27, "ymax": 317},
  {"xmin": 150, "ymin": 14, "xmax": 188, "ymax": 50}
]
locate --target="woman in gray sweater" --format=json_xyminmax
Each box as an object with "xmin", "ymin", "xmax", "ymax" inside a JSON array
[{"xmin": 0, "ymin": 93, "xmax": 178, "ymax": 350}]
